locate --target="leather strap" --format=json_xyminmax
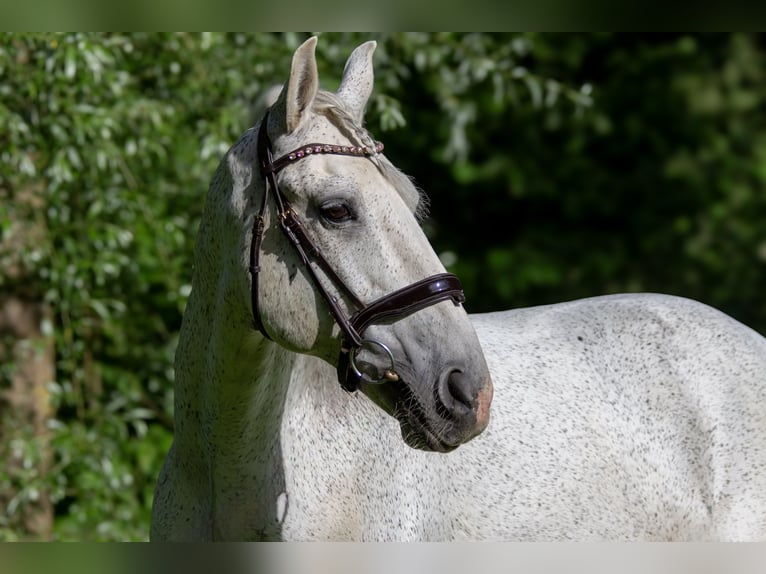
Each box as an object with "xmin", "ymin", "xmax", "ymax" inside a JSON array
[
  {"xmin": 249, "ymin": 171, "xmax": 271, "ymax": 339},
  {"xmin": 348, "ymin": 273, "xmax": 465, "ymax": 335}
]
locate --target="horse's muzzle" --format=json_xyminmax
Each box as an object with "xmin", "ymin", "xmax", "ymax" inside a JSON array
[{"xmin": 398, "ymin": 369, "xmax": 493, "ymax": 452}]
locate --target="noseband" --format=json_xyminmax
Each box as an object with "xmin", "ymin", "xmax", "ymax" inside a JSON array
[{"xmin": 250, "ymin": 112, "xmax": 466, "ymax": 392}]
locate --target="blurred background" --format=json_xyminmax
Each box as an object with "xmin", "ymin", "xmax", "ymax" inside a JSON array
[{"xmin": 1, "ymin": 32, "xmax": 764, "ymax": 540}]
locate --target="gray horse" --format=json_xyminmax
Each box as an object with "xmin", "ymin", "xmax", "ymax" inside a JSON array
[{"xmin": 150, "ymin": 37, "xmax": 766, "ymax": 541}]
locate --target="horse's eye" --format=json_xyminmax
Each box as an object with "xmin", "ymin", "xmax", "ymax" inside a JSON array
[{"xmin": 320, "ymin": 201, "xmax": 354, "ymax": 223}]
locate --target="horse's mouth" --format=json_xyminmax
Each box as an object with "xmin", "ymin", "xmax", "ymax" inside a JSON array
[{"xmin": 393, "ymin": 378, "xmax": 466, "ymax": 453}]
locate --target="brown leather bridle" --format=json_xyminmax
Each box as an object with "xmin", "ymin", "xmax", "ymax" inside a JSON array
[{"xmin": 249, "ymin": 112, "xmax": 466, "ymax": 392}]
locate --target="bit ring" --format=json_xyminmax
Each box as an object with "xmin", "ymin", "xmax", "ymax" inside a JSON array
[{"xmin": 349, "ymin": 338, "xmax": 398, "ymax": 384}]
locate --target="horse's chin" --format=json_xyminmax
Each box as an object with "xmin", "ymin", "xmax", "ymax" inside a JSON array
[{"xmin": 399, "ymin": 419, "xmax": 460, "ymax": 453}]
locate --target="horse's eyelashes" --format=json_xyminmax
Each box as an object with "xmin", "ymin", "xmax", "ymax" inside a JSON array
[{"xmin": 319, "ymin": 201, "xmax": 354, "ymax": 224}]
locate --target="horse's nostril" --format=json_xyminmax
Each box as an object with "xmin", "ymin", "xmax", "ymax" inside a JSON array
[
  {"xmin": 437, "ymin": 368, "xmax": 476, "ymax": 419},
  {"xmin": 448, "ymin": 370, "xmax": 474, "ymax": 412}
]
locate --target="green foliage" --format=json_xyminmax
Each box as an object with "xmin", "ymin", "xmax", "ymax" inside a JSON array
[
  {"xmin": 1, "ymin": 33, "xmax": 765, "ymax": 541},
  {"xmin": 382, "ymin": 34, "xmax": 766, "ymax": 333},
  {"xmin": 0, "ymin": 32, "xmax": 293, "ymax": 540}
]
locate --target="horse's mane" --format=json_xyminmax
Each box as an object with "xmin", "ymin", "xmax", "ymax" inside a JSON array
[{"xmin": 311, "ymin": 90, "xmax": 431, "ymax": 223}]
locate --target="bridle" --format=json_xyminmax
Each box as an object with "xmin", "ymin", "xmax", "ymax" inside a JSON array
[{"xmin": 249, "ymin": 111, "xmax": 466, "ymax": 393}]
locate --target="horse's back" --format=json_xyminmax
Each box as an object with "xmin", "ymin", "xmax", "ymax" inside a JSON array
[{"xmin": 456, "ymin": 293, "xmax": 766, "ymax": 540}]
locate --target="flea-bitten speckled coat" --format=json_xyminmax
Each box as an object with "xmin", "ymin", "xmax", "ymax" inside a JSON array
[{"xmin": 150, "ymin": 37, "xmax": 766, "ymax": 541}]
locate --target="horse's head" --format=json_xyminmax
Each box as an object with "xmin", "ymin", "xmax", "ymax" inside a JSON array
[{"xmin": 244, "ymin": 37, "xmax": 493, "ymax": 452}]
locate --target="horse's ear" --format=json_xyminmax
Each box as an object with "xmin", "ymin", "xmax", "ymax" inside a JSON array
[
  {"xmin": 337, "ymin": 41, "xmax": 376, "ymax": 124},
  {"xmin": 278, "ymin": 36, "xmax": 319, "ymax": 134}
]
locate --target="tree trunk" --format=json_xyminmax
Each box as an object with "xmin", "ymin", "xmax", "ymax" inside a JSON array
[
  {"xmin": 0, "ymin": 295, "xmax": 55, "ymax": 540},
  {"xmin": 0, "ymin": 182, "xmax": 55, "ymax": 539}
]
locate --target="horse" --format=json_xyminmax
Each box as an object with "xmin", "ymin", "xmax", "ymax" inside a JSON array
[{"xmin": 150, "ymin": 37, "xmax": 766, "ymax": 541}]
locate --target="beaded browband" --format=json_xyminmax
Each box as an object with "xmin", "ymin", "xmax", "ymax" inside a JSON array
[{"xmin": 261, "ymin": 141, "xmax": 385, "ymax": 175}]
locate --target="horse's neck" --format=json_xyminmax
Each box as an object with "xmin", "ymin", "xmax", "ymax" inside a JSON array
[
  {"xmin": 171, "ymin": 276, "xmax": 296, "ymax": 532},
  {"xmin": 171, "ymin": 147, "xmax": 276, "ymax": 453},
  {"xmin": 175, "ymin": 282, "xmax": 295, "ymax": 456}
]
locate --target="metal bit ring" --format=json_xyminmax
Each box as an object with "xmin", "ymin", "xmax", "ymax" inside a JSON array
[{"xmin": 349, "ymin": 338, "xmax": 399, "ymax": 384}]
